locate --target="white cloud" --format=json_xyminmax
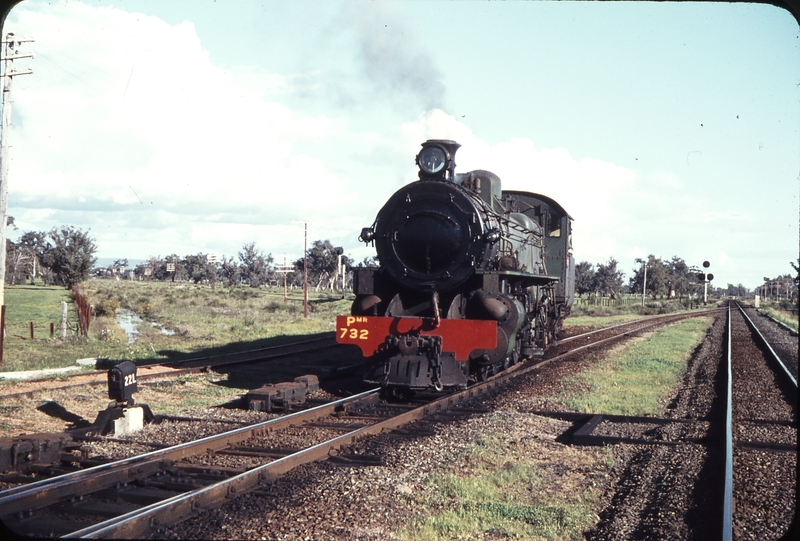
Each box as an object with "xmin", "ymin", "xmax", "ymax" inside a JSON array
[
  {"xmin": 4, "ymin": 2, "xmax": 794, "ymax": 289},
  {"xmin": 8, "ymin": 2, "xmax": 358, "ymax": 257}
]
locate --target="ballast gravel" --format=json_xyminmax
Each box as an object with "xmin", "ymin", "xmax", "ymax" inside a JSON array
[{"xmin": 152, "ymin": 311, "xmax": 755, "ymax": 540}]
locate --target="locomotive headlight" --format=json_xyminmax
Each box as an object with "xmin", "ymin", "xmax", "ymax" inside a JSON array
[{"xmin": 417, "ymin": 146, "xmax": 447, "ymax": 175}]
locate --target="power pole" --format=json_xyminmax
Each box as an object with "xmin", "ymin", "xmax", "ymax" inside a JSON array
[
  {"xmin": 0, "ymin": 33, "xmax": 33, "ymax": 364},
  {"xmin": 303, "ymin": 222, "xmax": 308, "ymax": 318},
  {"xmin": 275, "ymin": 256, "xmax": 292, "ymax": 305},
  {"xmin": 641, "ymin": 260, "xmax": 648, "ymax": 307}
]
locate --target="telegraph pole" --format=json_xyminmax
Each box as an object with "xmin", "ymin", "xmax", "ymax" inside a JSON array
[
  {"xmin": 641, "ymin": 260, "xmax": 648, "ymax": 307},
  {"xmin": 303, "ymin": 223, "xmax": 308, "ymax": 318},
  {"xmin": 0, "ymin": 33, "xmax": 33, "ymax": 364},
  {"xmin": 275, "ymin": 256, "xmax": 293, "ymax": 305}
]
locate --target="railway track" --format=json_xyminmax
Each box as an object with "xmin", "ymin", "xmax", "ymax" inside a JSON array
[
  {"xmin": 722, "ymin": 302, "xmax": 796, "ymax": 540},
  {"xmin": 553, "ymin": 307, "xmax": 723, "ymax": 355},
  {"xmin": 0, "ymin": 334, "xmax": 338, "ymax": 401},
  {"xmin": 563, "ymin": 301, "xmax": 796, "ymax": 540},
  {"xmin": 0, "ymin": 309, "xmax": 710, "ymax": 538}
]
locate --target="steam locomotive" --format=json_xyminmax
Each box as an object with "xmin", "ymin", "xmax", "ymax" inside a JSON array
[{"xmin": 336, "ymin": 139, "xmax": 574, "ymax": 394}]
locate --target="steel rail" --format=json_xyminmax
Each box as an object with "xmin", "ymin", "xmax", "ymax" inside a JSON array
[
  {"xmin": 722, "ymin": 303, "xmax": 733, "ymax": 541},
  {"xmin": 559, "ymin": 307, "xmax": 722, "ymax": 344},
  {"xmin": 166, "ymin": 334, "xmax": 336, "ymax": 369},
  {"xmin": 0, "ymin": 388, "xmax": 380, "ymax": 516},
  {"xmin": 736, "ymin": 302, "xmax": 797, "ymax": 388},
  {"xmin": 66, "ymin": 387, "xmax": 504, "ymax": 539},
  {"xmin": 721, "ymin": 302, "xmax": 797, "ymax": 541},
  {"xmin": 0, "ymin": 334, "xmax": 337, "ymax": 400}
]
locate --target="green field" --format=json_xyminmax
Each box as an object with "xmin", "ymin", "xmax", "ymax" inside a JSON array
[{"xmin": 0, "ymin": 280, "xmax": 349, "ymax": 373}]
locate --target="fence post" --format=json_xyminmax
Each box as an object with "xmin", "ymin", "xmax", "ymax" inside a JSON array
[
  {"xmin": 29, "ymin": 322, "xmax": 33, "ymax": 339},
  {"xmin": 60, "ymin": 301, "xmax": 67, "ymax": 340},
  {"xmin": 0, "ymin": 305, "xmax": 4, "ymax": 365}
]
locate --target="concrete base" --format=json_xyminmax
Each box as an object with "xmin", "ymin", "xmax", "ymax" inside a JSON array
[
  {"xmin": 75, "ymin": 357, "xmax": 109, "ymax": 367},
  {"xmin": 0, "ymin": 366, "xmax": 80, "ymax": 380},
  {"xmin": 113, "ymin": 407, "xmax": 144, "ymax": 435}
]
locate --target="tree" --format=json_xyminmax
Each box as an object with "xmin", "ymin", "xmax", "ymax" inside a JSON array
[
  {"xmin": 238, "ymin": 242, "xmax": 273, "ymax": 287},
  {"xmin": 133, "ymin": 262, "xmax": 149, "ymax": 280},
  {"xmin": 360, "ymin": 256, "xmax": 379, "ymax": 268},
  {"xmin": 97, "ymin": 258, "xmax": 130, "ymax": 279},
  {"xmin": 5, "ymin": 231, "xmax": 49, "ymax": 285},
  {"xmin": 594, "ymin": 258, "xmax": 624, "ymax": 298},
  {"xmin": 219, "ymin": 255, "xmax": 242, "ymax": 288},
  {"xmin": 183, "ymin": 253, "xmax": 216, "ymax": 284},
  {"xmin": 574, "ymin": 261, "xmax": 595, "ymax": 296},
  {"xmin": 4, "ymin": 239, "xmax": 27, "ymax": 285},
  {"xmin": 630, "ymin": 255, "xmax": 670, "ymax": 299},
  {"xmin": 40, "ymin": 226, "xmax": 98, "ymax": 289},
  {"xmin": 759, "ymin": 273, "xmax": 796, "ymax": 301},
  {"xmin": 145, "ymin": 256, "xmax": 169, "ymax": 281},
  {"xmin": 160, "ymin": 254, "xmax": 187, "ymax": 282},
  {"xmin": 726, "ymin": 283, "xmax": 749, "ymax": 297},
  {"xmin": 666, "ymin": 257, "xmax": 693, "ymax": 299},
  {"xmin": 111, "ymin": 258, "xmax": 128, "ymax": 273},
  {"xmin": 295, "ymin": 240, "xmax": 350, "ymax": 291}
]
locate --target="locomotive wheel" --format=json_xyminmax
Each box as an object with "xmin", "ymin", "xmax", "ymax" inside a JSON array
[{"xmin": 502, "ymin": 356, "xmax": 511, "ymax": 371}]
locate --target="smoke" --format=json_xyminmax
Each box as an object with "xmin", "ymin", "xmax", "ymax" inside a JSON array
[{"xmin": 346, "ymin": 1, "xmax": 447, "ymax": 111}]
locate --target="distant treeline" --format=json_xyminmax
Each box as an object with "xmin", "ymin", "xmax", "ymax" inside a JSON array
[
  {"xmin": 96, "ymin": 241, "xmax": 380, "ymax": 292},
  {"xmin": 576, "ymin": 256, "xmax": 798, "ymax": 301}
]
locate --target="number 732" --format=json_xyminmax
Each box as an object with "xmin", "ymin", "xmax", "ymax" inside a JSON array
[{"xmin": 340, "ymin": 327, "xmax": 369, "ymax": 340}]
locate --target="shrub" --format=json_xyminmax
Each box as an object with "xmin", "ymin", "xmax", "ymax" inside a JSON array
[
  {"xmin": 93, "ymin": 297, "xmax": 120, "ymax": 317},
  {"xmin": 137, "ymin": 301, "xmax": 155, "ymax": 317}
]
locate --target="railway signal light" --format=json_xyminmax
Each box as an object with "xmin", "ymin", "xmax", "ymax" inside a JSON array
[{"xmin": 699, "ymin": 261, "xmax": 712, "ymax": 305}]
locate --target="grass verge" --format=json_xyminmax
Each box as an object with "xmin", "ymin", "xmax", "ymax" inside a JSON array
[
  {"xmin": 563, "ymin": 313, "xmax": 644, "ymax": 329},
  {"xmin": 133, "ymin": 373, "xmax": 249, "ymax": 416},
  {"xmin": 757, "ymin": 306, "xmax": 799, "ymax": 333},
  {"xmin": 400, "ymin": 421, "xmax": 610, "ymax": 541},
  {"xmin": 561, "ymin": 317, "xmax": 713, "ymax": 415}
]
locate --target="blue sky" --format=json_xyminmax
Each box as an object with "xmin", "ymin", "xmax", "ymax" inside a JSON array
[{"xmin": 2, "ymin": 0, "xmax": 798, "ymax": 288}]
